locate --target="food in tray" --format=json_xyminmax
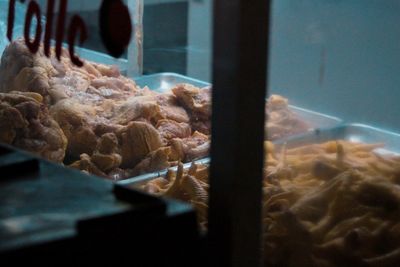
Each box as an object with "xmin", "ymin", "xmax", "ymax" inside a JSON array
[
  {"xmin": 142, "ymin": 140, "xmax": 400, "ymax": 267},
  {"xmin": 0, "ymin": 40, "xmax": 309, "ymax": 179},
  {"xmin": 265, "ymin": 94, "xmax": 309, "ymax": 140},
  {"xmin": 0, "ymin": 91, "xmax": 67, "ymax": 162},
  {"xmin": 0, "ymin": 40, "xmax": 210, "ymax": 179}
]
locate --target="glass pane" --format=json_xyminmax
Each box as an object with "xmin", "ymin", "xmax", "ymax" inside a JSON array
[
  {"xmin": 0, "ymin": 0, "xmax": 213, "ymax": 195},
  {"xmin": 127, "ymin": 0, "xmax": 213, "ymax": 233},
  {"xmin": 4, "ymin": 0, "xmax": 400, "ymax": 265},
  {"xmin": 264, "ymin": 1, "xmax": 400, "ymax": 266}
]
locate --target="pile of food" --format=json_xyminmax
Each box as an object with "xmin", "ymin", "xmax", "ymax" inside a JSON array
[
  {"xmin": 142, "ymin": 140, "xmax": 400, "ymax": 267},
  {"xmin": 265, "ymin": 94, "xmax": 309, "ymax": 140},
  {"xmin": 0, "ymin": 91, "xmax": 67, "ymax": 162},
  {"xmin": 0, "ymin": 40, "xmax": 310, "ymax": 179}
]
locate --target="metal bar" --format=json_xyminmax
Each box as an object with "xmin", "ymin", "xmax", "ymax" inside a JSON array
[
  {"xmin": 208, "ymin": 0, "xmax": 271, "ymax": 266},
  {"xmin": 127, "ymin": 0, "xmax": 144, "ymax": 77}
]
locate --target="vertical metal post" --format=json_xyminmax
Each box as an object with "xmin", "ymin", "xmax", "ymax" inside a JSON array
[
  {"xmin": 209, "ymin": 0, "xmax": 271, "ymax": 266},
  {"xmin": 127, "ymin": 0, "xmax": 143, "ymax": 78}
]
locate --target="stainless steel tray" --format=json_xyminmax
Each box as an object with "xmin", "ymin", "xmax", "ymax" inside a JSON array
[
  {"xmin": 135, "ymin": 72, "xmax": 211, "ymax": 91},
  {"xmin": 117, "ymin": 72, "xmax": 342, "ymax": 183},
  {"xmin": 275, "ymin": 123, "xmax": 400, "ymax": 155},
  {"xmin": 118, "ymin": 124, "xmax": 400, "ymax": 185},
  {"xmin": 134, "ymin": 72, "xmax": 342, "ymax": 129}
]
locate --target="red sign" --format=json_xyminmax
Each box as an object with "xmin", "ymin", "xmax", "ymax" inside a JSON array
[{"xmin": 7, "ymin": 0, "xmax": 132, "ymax": 67}]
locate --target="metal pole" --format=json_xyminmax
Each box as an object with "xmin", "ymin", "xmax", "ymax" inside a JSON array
[
  {"xmin": 127, "ymin": 0, "xmax": 143, "ymax": 78},
  {"xmin": 209, "ymin": 0, "xmax": 271, "ymax": 266}
]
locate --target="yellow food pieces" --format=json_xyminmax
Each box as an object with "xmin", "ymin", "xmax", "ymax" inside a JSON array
[{"xmin": 143, "ymin": 140, "xmax": 400, "ymax": 267}]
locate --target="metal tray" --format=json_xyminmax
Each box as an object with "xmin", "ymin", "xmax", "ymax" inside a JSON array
[
  {"xmin": 116, "ymin": 72, "xmax": 342, "ymax": 183},
  {"xmin": 134, "ymin": 72, "xmax": 342, "ymax": 129},
  {"xmin": 275, "ymin": 123, "xmax": 400, "ymax": 155},
  {"xmin": 135, "ymin": 72, "xmax": 211, "ymax": 91},
  {"xmin": 119, "ymin": 124, "xmax": 400, "ymax": 185}
]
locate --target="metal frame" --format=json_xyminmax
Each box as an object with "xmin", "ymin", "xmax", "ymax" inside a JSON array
[{"xmin": 209, "ymin": 0, "xmax": 271, "ymax": 266}]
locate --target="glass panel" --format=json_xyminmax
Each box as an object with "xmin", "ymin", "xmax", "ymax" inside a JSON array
[
  {"xmin": 264, "ymin": 1, "xmax": 400, "ymax": 266},
  {"xmin": 4, "ymin": 0, "xmax": 400, "ymax": 265},
  {"xmin": 0, "ymin": 0, "xmax": 213, "ymax": 187},
  {"xmin": 124, "ymin": 0, "xmax": 213, "ymax": 234}
]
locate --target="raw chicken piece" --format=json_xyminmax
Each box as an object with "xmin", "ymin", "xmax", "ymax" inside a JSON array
[
  {"xmin": 117, "ymin": 121, "xmax": 163, "ymax": 168},
  {"xmin": 111, "ymin": 95, "xmax": 162, "ymax": 125},
  {"xmin": 266, "ymin": 95, "xmax": 310, "ymax": 140},
  {"xmin": 156, "ymin": 119, "xmax": 192, "ymax": 144},
  {"xmin": 172, "ymin": 84, "xmax": 211, "ymax": 135},
  {"xmin": 69, "ymin": 153, "xmax": 107, "ymax": 177},
  {"xmin": 69, "ymin": 133, "xmax": 123, "ymax": 178},
  {"xmin": 172, "ymin": 84, "xmax": 211, "ymax": 120},
  {"xmin": 170, "ymin": 131, "xmax": 210, "ymax": 162},
  {"xmin": 155, "ymin": 93, "xmax": 190, "ymax": 123},
  {"xmin": 128, "ymin": 147, "xmax": 171, "ymax": 177},
  {"xmin": 0, "ymin": 92, "xmax": 67, "ymax": 162},
  {"xmin": 50, "ymin": 99, "xmax": 99, "ymax": 158},
  {"xmin": 91, "ymin": 133, "xmax": 122, "ymax": 172}
]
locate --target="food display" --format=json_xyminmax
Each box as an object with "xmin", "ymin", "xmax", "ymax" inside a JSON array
[
  {"xmin": 3, "ymin": 2, "xmax": 398, "ymax": 266},
  {"xmin": 265, "ymin": 94, "xmax": 309, "ymax": 140},
  {"xmin": 0, "ymin": 40, "xmax": 312, "ymax": 180},
  {"xmin": 141, "ymin": 140, "xmax": 400, "ymax": 267},
  {"xmin": 0, "ymin": 40, "xmax": 211, "ymax": 179},
  {"xmin": 0, "ymin": 91, "xmax": 67, "ymax": 162}
]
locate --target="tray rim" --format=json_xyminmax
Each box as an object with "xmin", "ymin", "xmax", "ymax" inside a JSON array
[
  {"xmin": 118, "ymin": 123, "xmax": 400, "ymax": 185},
  {"xmin": 135, "ymin": 72, "xmax": 342, "ymax": 123},
  {"xmin": 345, "ymin": 123, "xmax": 400, "ymax": 138},
  {"xmin": 288, "ymin": 105, "xmax": 341, "ymax": 124},
  {"xmin": 120, "ymin": 72, "xmax": 344, "ymax": 183},
  {"xmin": 135, "ymin": 72, "xmax": 211, "ymax": 85},
  {"xmin": 118, "ymin": 158, "xmax": 211, "ymax": 186}
]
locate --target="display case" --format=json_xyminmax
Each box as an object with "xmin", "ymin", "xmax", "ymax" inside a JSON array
[{"xmin": 2, "ymin": 0, "xmax": 400, "ymax": 266}]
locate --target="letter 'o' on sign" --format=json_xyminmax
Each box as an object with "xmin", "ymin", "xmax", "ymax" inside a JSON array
[
  {"xmin": 99, "ymin": 0, "xmax": 132, "ymax": 58},
  {"xmin": 24, "ymin": 1, "xmax": 42, "ymax": 54}
]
